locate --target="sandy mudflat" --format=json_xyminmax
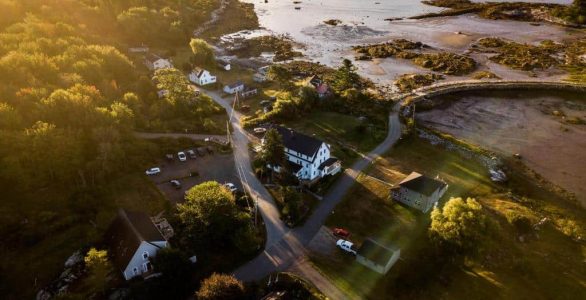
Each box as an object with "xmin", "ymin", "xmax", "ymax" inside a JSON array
[{"xmin": 416, "ymin": 91, "xmax": 586, "ymax": 205}]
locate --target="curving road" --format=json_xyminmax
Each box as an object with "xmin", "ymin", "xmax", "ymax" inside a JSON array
[{"xmin": 205, "ymin": 90, "xmax": 403, "ymax": 284}]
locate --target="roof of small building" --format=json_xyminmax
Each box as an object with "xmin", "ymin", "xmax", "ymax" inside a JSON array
[
  {"xmin": 105, "ymin": 209, "xmax": 165, "ymax": 272},
  {"xmin": 318, "ymin": 157, "xmax": 339, "ymax": 171},
  {"xmin": 308, "ymin": 75, "xmax": 322, "ymax": 87},
  {"xmin": 192, "ymin": 67, "xmax": 209, "ymax": 78},
  {"xmin": 357, "ymin": 238, "xmax": 399, "ymax": 267},
  {"xmin": 145, "ymin": 53, "xmax": 165, "ymax": 63},
  {"xmin": 398, "ymin": 172, "xmax": 447, "ymax": 196},
  {"xmin": 272, "ymin": 126, "xmax": 324, "ymax": 158},
  {"xmin": 226, "ymin": 80, "xmax": 244, "ymax": 89},
  {"xmin": 316, "ymin": 83, "xmax": 330, "ymax": 94}
]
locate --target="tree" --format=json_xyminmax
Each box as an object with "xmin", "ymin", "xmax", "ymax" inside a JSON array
[
  {"xmin": 267, "ymin": 65, "xmax": 292, "ymax": 89},
  {"xmin": 189, "ymin": 38, "xmax": 215, "ymax": 67},
  {"xmin": 177, "ymin": 181, "xmax": 242, "ymax": 249},
  {"xmin": 196, "ymin": 273, "xmax": 246, "ymax": 300},
  {"xmin": 259, "ymin": 128, "xmax": 286, "ymax": 181},
  {"xmin": 83, "ymin": 248, "xmax": 113, "ymax": 295},
  {"xmin": 332, "ymin": 59, "xmax": 360, "ymax": 92},
  {"xmin": 429, "ymin": 197, "xmax": 489, "ymax": 253}
]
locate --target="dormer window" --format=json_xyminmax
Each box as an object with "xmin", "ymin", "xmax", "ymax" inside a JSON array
[
  {"xmin": 142, "ymin": 251, "xmax": 149, "ymax": 260},
  {"xmin": 133, "ymin": 267, "xmax": 139, "ymax": 275}
]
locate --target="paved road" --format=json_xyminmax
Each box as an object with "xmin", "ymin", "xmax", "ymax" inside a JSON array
[
  {"xmin": 207, "ymin": 91, "xmax": 289, "ymax": 248},
  {"xmin": 232, "ymin": 112, "xmax": 402, "ymax": 282}
]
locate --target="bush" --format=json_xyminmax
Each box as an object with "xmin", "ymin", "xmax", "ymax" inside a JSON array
[
  {"xmin": 196, "ymin": 273, "xmax": 246, "ymax": 300},
  {"xmin": 505, "ymin": 211, "xmax": 533, "ymax": 234}
]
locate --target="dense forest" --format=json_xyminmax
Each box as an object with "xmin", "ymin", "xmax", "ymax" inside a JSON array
[{"xmin": 0, "ymin": 0, "xmax": 223, "ymax": 297}]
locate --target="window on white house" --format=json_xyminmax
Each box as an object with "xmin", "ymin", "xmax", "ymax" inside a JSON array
[
  {"xmin": 133, "ymin": 267, "xmax": 139, "ymax": 275},
  {"xmin": 143, "ymin": 262, "xmax": 152, "ymax": 272},
  {"xmin": 142, "ymin": 251, "xmax": 149, "ymax": 260}
]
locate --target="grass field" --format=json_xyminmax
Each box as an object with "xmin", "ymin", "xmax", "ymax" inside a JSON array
[
  {"xmin": 283, "ymin": 111, "xmax": 386, "ymax": 166},
  {"xmin": 312, "ymin": 136, "xmax": 586, "ymax": 299}
]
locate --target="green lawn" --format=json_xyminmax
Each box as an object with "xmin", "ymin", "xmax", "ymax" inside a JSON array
[
  {"xmin": 283, "ymin": 111, "xmax": 386, "ymax": 166},
  {"xmin": 312, "ymin": 136, "xmax": 586, "ymax": 299}
]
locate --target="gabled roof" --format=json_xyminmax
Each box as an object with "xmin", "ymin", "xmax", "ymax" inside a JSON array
[
  {"xmin": 226, "ymin": 80, "xmax": 244, "ymax": 89},
  {"xmin": 357, "ymin": 238, "xmax": 399, "ymax": 266},
  {"xmin": 272, "ymin": 126, "xmax": 324, "ymax": 158},
  {"xmin": 145, "ymin": 53, "xmax": 165, "ymax": 63},
  {"xmin": 399, "ymin": 172, "xmax": 447, "ymax": 196},
  {"xmin": 308, "ymin": 75, "xmax": 322, "ymax": 87},
  {"xmin": 316, "ymin": 83, "xmax": 330, "ymax": 94},
  {"xmin": 217, "ymin": 59, "xmax": 230, "ymax": 66},
  {"xmin": 104, "ymin": 209, "xmax": 165, "ymax": 272},
  {"xmin": 192, "ymin": 67, "xmax": 208, "ymax": 79},
  {"xmin": 318, "ymin": 157, "xmax": 339, "ymax": 171}
]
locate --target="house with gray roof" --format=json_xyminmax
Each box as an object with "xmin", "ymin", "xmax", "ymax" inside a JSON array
[
  {"xmin": 105, "ymin": 209, "xmax": 169, "ymax": 280},
  {"xmin": 391, "ymin": 172, "xmax": 448, "ymax": 213},
  {"xmin": 262, "ymin": 126, "xmax": 341, "ymax": 183},
  {"xmin": 356, "ymin": 238, "xmax": 400, "ymax": 274}
]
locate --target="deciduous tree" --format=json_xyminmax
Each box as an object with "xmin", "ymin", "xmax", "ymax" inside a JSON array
[{"xmin": 196, "ymin": 273, "xmax": 246, "ymax": 300}]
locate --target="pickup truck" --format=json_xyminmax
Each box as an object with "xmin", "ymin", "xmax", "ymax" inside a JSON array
[{"xmin": 336, "ymin": 239, "xmax": 357, "ymax": 255}]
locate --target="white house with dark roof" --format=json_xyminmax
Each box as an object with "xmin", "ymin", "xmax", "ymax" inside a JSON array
[
  {"xmin": 105, "ymin": 209, "xmax": 169, "ymax": 280},
  {"xmin": 263, "ymin": 126, "xmax": 341, "ymax": 182},
  {"xmin": 144, "ymin": 54, "xmax": 172, "ymax": 71},
  {"xmin": 356, "ymin": 238, "xmax": 400, "ymax": 274},
  {"xmin": 189, "ymin": 67, "xmax": 216, "ymax": 86},
  {"xmin": 223, "ymin": 81, "xmax": 245, "ymax": 94},
  {"xmin": 391, "ymin": 172, "xmax": 448, "ymax": 213}
]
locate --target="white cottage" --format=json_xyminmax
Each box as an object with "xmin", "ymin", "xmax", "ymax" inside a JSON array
[
  {"xmin": 391, "ymin": 172, "xmax": 448, "ymax": 213},
  {"xmin": 189, "ymin": 68, "xmax": 216, "ymax": 86},
  {"xmin": 263, "ymin": 126, "xmax": 341, "ymax": 183},
  {"xmin": 144, "ymin": 54, "xmax": 172, "ymax": 71},
  {"xmin": 253, "ymin": 66, "xmax": 271, "ymax": 82},
  {"xmin": 223, "ymin": 81, "xmax": 245, "ymax": 94},
  {"xmin": 105, "ymin": 209, "xmax": 169, "ymax": 280}
]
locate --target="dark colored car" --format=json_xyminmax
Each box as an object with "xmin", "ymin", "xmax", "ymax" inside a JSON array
[{"xmin": 333, "ymin": 228, "xmax": 350, "ymax": 238}]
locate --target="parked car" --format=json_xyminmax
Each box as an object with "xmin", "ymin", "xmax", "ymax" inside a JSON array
[
  {"xmin": 170, "ymin": 180, "xmax": 181, "ymax": 189},
  {"xmin": 145, "ymin": 167, "xmax": 161, "ymax": 175},
  {"xmin": 253, "ymin": 127, "xmax": 267, "ymax": 134},
  {"xmin": 206, "ymin": 146, "xmax": 214, "ymax": 154},
  {"xmin": 187, "ymin": 149, "xmax": 197, "ymax": 159},
  {"xmin": 336, "ymin": 239, "xmax": 357, "ymax": 255},
  {"xmin": 165, "ymin": 154, "xmax": 174, "ymax": 161},
  {"xmin": 333, "ymin": 228, "xmax": 350, "ymax": 238},
  {"xmin": 224, "ymin": 183, "xmax": 238, "ymax": 193},
  {"xmin": 178, "ymin": 151, "xmax": 187, "ymax": 161}
]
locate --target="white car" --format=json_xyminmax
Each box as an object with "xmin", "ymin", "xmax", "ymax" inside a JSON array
[
  {"xmin": 253, "ymin": 127, "xmax": 267, "ymax": 134},
  {"xmin": 145, "ymin": 167, "xmax": 161, "ymax": 175},
  {"xmin": 336, "ymin": 239, "xmax": 357, "ymax": 255},
  {"xmin": 224, "ymin": 183, "xmax": 238, "ymax": 193},
  {"xmin": 178, "ymin": 151, "xmax": 187, "ymax": 162}
]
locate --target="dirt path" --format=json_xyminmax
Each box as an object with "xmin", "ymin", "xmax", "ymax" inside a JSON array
[{"xmin": 287, "ymin": 256, "xmax": 351, "ymax": 300}]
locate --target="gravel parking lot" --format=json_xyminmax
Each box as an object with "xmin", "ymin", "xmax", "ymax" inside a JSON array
[{"xmin": 148, "ymin": 148, "xmax": 242, "ymax": 205}]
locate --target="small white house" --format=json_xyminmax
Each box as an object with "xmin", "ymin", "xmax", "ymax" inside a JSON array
[
  {"xmin": 263, "ymin": 126, "xmax": 341, "ymax": 183},
  {"xmin": 189, "ymin": 68, "xmax": 216, "ymax": 86},
  {"xmin": 391, "ymin": 172, "xmax": 448, "ymax": 213},
  {"xmin": 223, "ymin": 81, "xmax": 245, "ymax": 94},
  {"xmin": 356, "ymin": 239, "xmax": 400, "ymax": 275},
  {"xmin": 253, "ymin": 66, "xmax": 271, "ymax": 82},
  {"xmin": 105, "ymin": 209, "xmax": 169, "ymax": 280},
  {"xmin": 144, "ymin": 54, "xmax": 172, "ymax": 71}
]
